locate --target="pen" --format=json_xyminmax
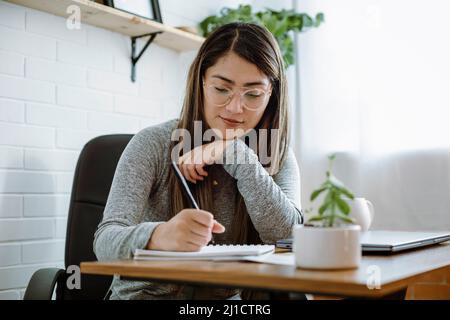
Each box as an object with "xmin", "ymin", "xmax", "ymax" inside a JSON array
[{"xmin": 171, "ymin": 160, "xmax": 215, "ymax": 245}]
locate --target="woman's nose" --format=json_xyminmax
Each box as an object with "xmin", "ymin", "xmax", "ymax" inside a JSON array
[{"xmin": 225, "ymin": 94, "xmax": 244, "ymax": 114}]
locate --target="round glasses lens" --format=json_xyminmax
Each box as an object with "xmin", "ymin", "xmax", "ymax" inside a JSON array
[
  {"xmin": 207, "ymin": 85, "xmax": 230, "ymax": 106},
  {"xmin": 243, "ymin": 89, "xmax": 266, "ymax": 110}
]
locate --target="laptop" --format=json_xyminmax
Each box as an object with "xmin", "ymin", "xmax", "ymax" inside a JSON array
[{"xmin": 276, "ymin": 230, "xmax": 450, "ymax": 253}]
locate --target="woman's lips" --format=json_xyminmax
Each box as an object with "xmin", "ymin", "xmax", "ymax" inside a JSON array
[{"xmin": 220, "ymin": 116, "xmax": 243, "ymax": 127}]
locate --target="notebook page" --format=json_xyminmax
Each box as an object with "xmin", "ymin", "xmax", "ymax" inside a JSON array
[{"xmin": 134, "ymin": 244, "xmax": 275, "ymax": 259}]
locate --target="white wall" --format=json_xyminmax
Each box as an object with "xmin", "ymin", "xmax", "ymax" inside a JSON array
[{"xmin": 0, "ymin": 0, "xmax": 270, "ymax": 299}]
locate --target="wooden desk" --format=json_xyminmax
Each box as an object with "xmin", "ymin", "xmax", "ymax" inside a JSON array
[{"xmin": 80, "ymin": 241, "xmax": 450, "ymax": 299}]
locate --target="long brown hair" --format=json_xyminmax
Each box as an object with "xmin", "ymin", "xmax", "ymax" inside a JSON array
[{"xmin": 168, "ymin": 22, "xmax": 290, "ymax": 245}]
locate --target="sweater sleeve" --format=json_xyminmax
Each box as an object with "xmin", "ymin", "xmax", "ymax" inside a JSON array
[
  {"xmin": 222, "ymin": 139, "xmax": 303, "ymax": 243},
  {"xmin": 93, "ymin": 128, "xmax": 165, "ymax": 260}
]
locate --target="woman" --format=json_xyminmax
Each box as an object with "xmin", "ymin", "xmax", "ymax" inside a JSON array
[{"xmin": 94, "ymin": 22, "xmax": 303, "ymax": 300}]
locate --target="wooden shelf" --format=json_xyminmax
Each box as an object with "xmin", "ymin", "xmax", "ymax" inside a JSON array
[{"xmin": 6, "ymin": 0, "xmax": 205, "ymax": 52}]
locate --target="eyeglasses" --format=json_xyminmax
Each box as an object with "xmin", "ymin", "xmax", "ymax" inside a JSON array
[{"xmin": 203, "ymin": 81, "xmax": 272, "ymax": 111}]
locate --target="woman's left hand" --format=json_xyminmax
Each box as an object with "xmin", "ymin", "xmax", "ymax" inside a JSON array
[{"xmin": 177, "ymin": 140, "xmax": 233, "ymax": 184}]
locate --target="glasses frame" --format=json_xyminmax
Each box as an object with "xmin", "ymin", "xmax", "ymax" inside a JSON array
[{"xmin": 202, "ymin": 80, "xmax": 272, "ymax": 111}]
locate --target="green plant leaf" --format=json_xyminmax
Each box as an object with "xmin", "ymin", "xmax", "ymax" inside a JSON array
[
  {"xmin": 335, "ymin": 197, "xmax": 350, "ymax": 215},
  {"xmin": 310, "ymin": 187, "xmax": 327, "ymax": 201},
  {"xmin": 318, "ymin": 198, "xmax": 332, "ymax": 215},
  {"xmin": 338, "ymin": 187, "xmax": 355, "ymax": 200},
  {"xmin": 315, "ymin": 12, "xmax": 325, "ymax": 27},
  {"xmin": 328, "ymin": 174, "xmax": 345, "ymax": 189},
  {"xmin": 288, "ymin": 14, "xmax": 303, "ymax": 32},
  {"xmin": 315, "ymin": 190, "xmax": 333, "ymax": 215},
  {"xmin": 199, "ymin": 16, "xmax": 217, "ymax": 36},
  {"xmin": 240, "ymin": 4, "xmax": 252, "ymax": 16},
  {"xmin": 307, "ymin": 215, "xmax": 326, "ymax": 222},
  {"xmin": 273, "ymin": 17, "xmax": 289, "ymax": 36},
  {"xmin": 302, "ymin": 14, "xmax": 314, "ymax": 28},
  {"xmin": 335, "ymin": 213, "xmax": 355, "ymax": 224}
]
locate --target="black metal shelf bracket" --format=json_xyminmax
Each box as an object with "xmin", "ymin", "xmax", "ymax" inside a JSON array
[{"xmin": 131, "ymin": 31, "xmax": 162, "ymax": 82}]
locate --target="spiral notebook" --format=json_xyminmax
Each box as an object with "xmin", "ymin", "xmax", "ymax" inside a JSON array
[{"xmin": 134, "ymin": 244, "xmax": 275, "ymax": 261}]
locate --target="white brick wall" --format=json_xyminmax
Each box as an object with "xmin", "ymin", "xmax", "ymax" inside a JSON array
[
  {"xmin": 24, "ymin": 149, "xmax": 79, "ymax": 171},
  {"xmin": 26, "ymin": 58, "xmax": 87, "ymax": 86},
  {"xmin": 0, "ymin": 244, "xmax": 21, "ymax": 267},
  {"xmin": 0, "ymin": 146, "xmax": 23, "ymax": 168},
  {"xmin": 26, "ymin": 102, "xmax": 86, "ymax": 129},
  {"xmin": 0, "ymin": 99, "xmax": 25, "ymax": 123},
  {"xmin": 0, "ymin": 123, "xmax": 55, "ymax": 147},
  {"xmin": 0, "ymin": 50, "xmax": 24, "ymax": 76},
  {"xmin": 0, "ymin": 195, "xmax": 22, "ymax": 218},
  {"xmin": 0, "ymin": 219, "xmax": 54, "ymax": 242},
  {"xmin": 0, "ymin": 1, "xmax": 25, "ymax": 30},
  {"xmin": 24, "ymin": 195, "xmax": 71, "ymax": 217},
  {"xmin": 0, "ymin": 0, "xmax": 261, "ymax": 299},
  {"xmin": 57, "ymin": 41, "xmax": 113, "ymax": 71},
  {"xmin": 21, "ymin": 240, "xmax": 65, "ymax": 264},
  {"xmin": 56, "ymin": 85, "xmax": 113, "ymax": 111},
  {"xmin": 0, "ymin": 75, "xmax": 56, "ymax": 103}
]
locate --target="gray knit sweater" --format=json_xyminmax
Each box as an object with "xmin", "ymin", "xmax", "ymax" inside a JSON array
[{"xmin": 93, "ymin": 119, "xmax": 302, "ymax": 300}]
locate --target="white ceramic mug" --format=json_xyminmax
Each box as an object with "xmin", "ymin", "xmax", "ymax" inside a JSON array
[{"xmin": 348, "ymin": 198, "xmax": 374, "ymax": 231}]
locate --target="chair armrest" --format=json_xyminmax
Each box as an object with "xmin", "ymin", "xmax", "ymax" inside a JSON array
[{"xmin": 23, "ymin": 268, "xmax": 66, "ymax": 300}]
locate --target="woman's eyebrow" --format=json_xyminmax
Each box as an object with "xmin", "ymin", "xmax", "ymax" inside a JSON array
[{"xmin": 211, "ymin": 74, "xmax": 267, "ymax": 86}]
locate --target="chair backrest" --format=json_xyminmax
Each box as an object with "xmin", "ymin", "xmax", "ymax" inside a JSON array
[{"xmin": 61, "ymin": 134, "xmax": 133, "ymax": 300}]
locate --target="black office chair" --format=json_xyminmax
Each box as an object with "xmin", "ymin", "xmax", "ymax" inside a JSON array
[{"xmin": 24, "ymin": 134, "xmax": 134, "ymax": 300}]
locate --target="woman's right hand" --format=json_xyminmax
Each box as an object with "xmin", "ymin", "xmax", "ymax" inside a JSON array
[{"xmin": 146, "ymin": 209, "xmax": 225, "ymax": 251}]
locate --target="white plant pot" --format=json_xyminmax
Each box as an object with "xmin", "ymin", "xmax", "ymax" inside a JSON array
[{"xmin": 293, "ymin": 224, "xmax": 361, "ymax": 270}]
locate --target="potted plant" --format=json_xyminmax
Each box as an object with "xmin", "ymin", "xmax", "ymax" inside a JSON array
[
  {"xmin": 198, "ymin": 4, "xmax": 324, "ymax": 68},
  {"xmin": 293, "ymin": 155, "xmax": 361, "ymax": 269}
]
